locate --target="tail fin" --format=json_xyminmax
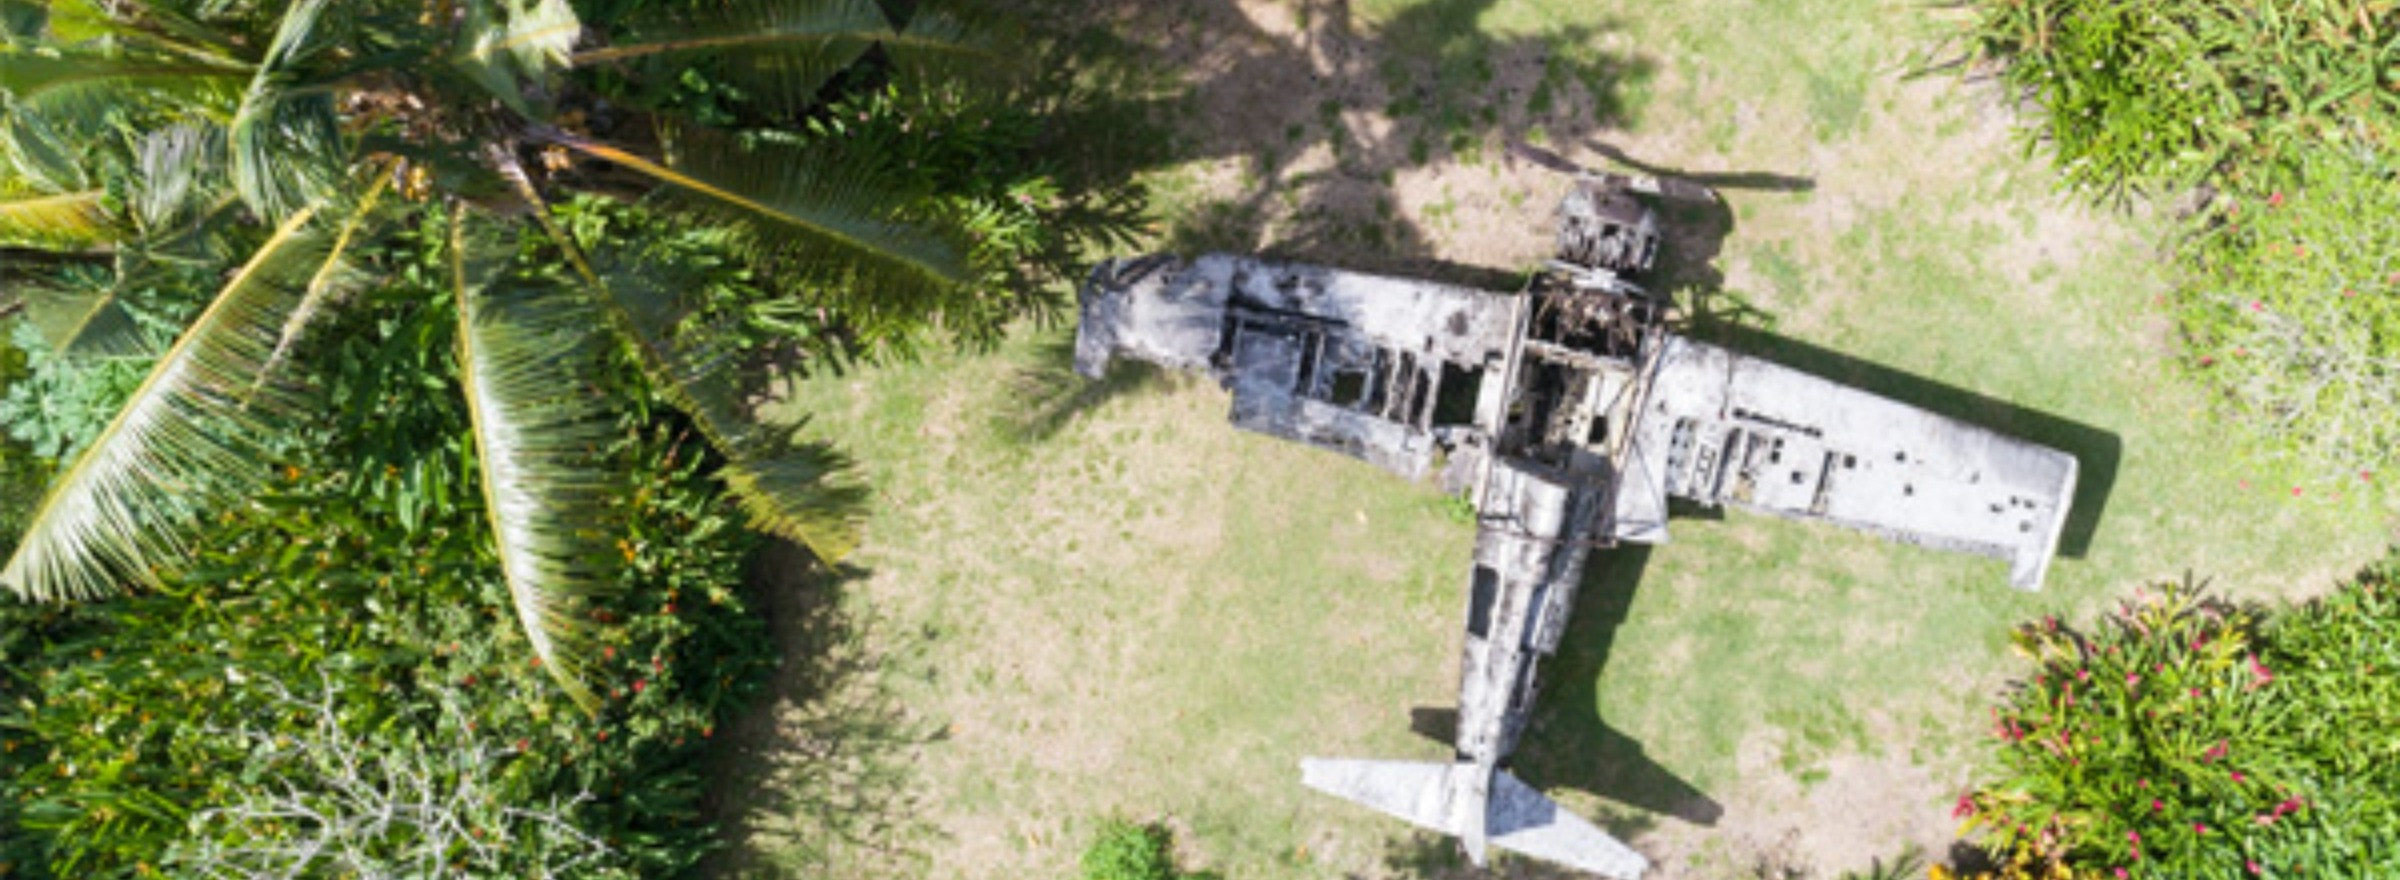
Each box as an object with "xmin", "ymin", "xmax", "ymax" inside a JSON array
[{"xmin": 1301, "ymin": 758, "xmax": 1649, "ymax": 879}]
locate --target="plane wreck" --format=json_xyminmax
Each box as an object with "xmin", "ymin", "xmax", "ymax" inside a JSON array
[{"xmin": 1071, "ymin": 174, "xmax": 2078, "ymax": 878}]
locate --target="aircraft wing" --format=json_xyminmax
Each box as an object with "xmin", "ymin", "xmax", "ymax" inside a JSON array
[{"xmin": 1614, "ymin": 337, "xmax": 2078, "ymax": 589}]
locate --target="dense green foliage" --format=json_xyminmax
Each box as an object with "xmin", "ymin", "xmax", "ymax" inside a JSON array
[
  {"xmin": 0, "ymin": 277, "xmax": 775, "ymax": 877},
  {"xmin": 1954, "ymin": 0, "xmax": 2400, "ymax": 479},
  {"xmin": 0, "ymin": 0, "xmax": 1010, "ymax": 703},
  {"xmin": 1956, "ymin": 0, "xmax": 2400, "ymax": 196},
  {"xmin": 1960, "ymin": 567, "xmax": 2400, "ymax": 878}
]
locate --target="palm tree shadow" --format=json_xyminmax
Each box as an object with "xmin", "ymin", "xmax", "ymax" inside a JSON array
[
  {"xmin": 697, "ymin": 542, "xmax": 945, "ymax": 878},
  {"xmin": 988, "ymin": 0, "xmax": 1659, "ymax": 431}
]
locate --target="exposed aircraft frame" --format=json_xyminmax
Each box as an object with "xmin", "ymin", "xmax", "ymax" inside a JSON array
[{"xmin": 1071, "ymin": 174, "xmax": 2078, "ymax": 878}]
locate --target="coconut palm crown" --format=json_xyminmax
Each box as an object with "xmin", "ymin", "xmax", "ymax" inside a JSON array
[{"xmin": 0, "ymin": 0, "xmax": 993, "ymax": 708}]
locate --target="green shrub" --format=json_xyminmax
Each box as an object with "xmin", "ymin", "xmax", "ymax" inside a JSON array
[
  {"xmin": 1954, "ymin": 0, "xmax": 2400, "ymax": 197},
  {"xmin": 2168, "ymin": 149, "xmax": 2400, "ymax": 481},
  {"xmin": 1959, "ymin": 567, "xmax": 2400, "ymax": 878},
  {"xmin": 0, "ymin": 287, "xmax": 775, "ymax": 878},
  {"xmin": 1082, "ymin": 820, "xmax": 1203, "ymax": 880}
]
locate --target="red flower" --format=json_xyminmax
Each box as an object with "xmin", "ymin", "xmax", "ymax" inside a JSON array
[
  {"xmin": 597, "ymin": 729, "xmax": 609, "ymax": 742},
  {"xmin": 603, "ymin": 646, "xmax": 616, "ymax": 660},
  {"xmin": 2269, "ymin": 192, "xmax": 2285, "ymax": 207},
  {"xmin": 515, "ymin": 738, "xmax": 529, "ymax": 752},
  {"xmin": 2292, "ymin": 487, "xmax": 2304, "ymax": 498},
  {"xmin": 2233, "ymin": 771, "xmax": 2246, "ymax": 782},
  {"xmin": 1954, "ymin": 794, "xmax": 1977, "ymax": 819},
  {"xmin": 633, "ymin": 679, "xmax": 647, "ymax": 694},
  {"xmin": 663, "ymin": 603, "xmax": 677, "ymax": 615}
]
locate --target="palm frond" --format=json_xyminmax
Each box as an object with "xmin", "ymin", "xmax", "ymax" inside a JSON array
[
  {"xmin": 21, "ymin": 270, "xmax": 143, "ymax": 358},
  {"xmin": 228, "ymin": 0, "xmax": 344, "ymax": 218},
  {"xmin": 0, "ymin": 208, "xmax": 340, "ymax": 601},
  {"xmin": 495, "ymin": 155, "xmax": 865, "ymax": 560},
  {"xmin": 554, "ymin": 128, "xmax": 967, "ymax": 298},
  {"xmin": 572, "ymin": 0, "xmax": 998, "ymax": 113},
  {"xmin": 36, "ymin": 0, "xmax": 250, "ymax": 66},
  {"xmin": 259, "ymin": 168, "xmax": 389, "ymax": 379},
  {"xmin": 0, "ymin": 53, "xmax": 246, "ymax": 101},
  {"xmin": 597, "ymin": 254, "xmax": 865, "ymax": 560},
  {"xmin": 2, "ymin": 109, "xmax": 89, "ymax": 191},
  {"xmin": 131, "ymin": 122, "xmax": 228, "ymax": 233},
  {"xmin": 0, "ymin": 188, "xmax": 111, "ymax": 248},
  {"xmin": 448, "ymin": 205, "xmax": 617, "ymax": 713},
  {"xmin": 450, "ymin": 0, "xmax": 582, "ymax": 114}
]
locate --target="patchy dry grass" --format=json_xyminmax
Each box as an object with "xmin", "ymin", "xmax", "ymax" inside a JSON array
[{"xmin": 706, "ymin": 0, "xmax": 2400, "ymax": 877}]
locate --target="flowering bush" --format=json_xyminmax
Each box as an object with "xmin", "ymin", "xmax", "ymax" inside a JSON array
[{"xmin": 1958, "ymin": 566, "xmax": 2400, "ymax": 878}]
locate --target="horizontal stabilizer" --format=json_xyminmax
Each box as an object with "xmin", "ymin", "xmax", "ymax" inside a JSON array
[{"xmin": 1302, "ymin": 758, "xmax": 1649, "ymax": 879}]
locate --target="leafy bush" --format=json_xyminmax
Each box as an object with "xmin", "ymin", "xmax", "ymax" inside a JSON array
[
  {"xmin": 1954, "ymin": 0, "xmax": 2400, "ymax": 197},
  {"xmin": 1082, "ymin": 820, "xmax": 1212, "ymax": 880},
  {"xmin": 0, "ymin": 286, "xmax": 775, "ymax": 878},
  {"xmin": 1951, "ymin": 0, "xmax": 2400, "ymax": 479},
  {"xmin": 1958, "ymin": 567, "xmax": 2400, "ymax": 878},
  {"xmin": 2168, "ymin": 149, "xmax": 2400, "ymax": 480}
]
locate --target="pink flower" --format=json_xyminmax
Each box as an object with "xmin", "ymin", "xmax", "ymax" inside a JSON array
[
  {"xmin": 2256, "ymin": 813, "xmax": 2277, "ymax": 826},
  {"xmin": 2292, "ymin": 486, "xmax": 2304, "ymax": 497},
  {"xmin": 2252, "ymin": 300, "xmax": 2265, "ymax": 312},
  {"xmin": 2127, "ymin": 672, "xmax": 2143, "ymax": 686},
  {"xmin": 2153, "ymin": 799, "xmax": 2164, "ymax": 811},
  {"xmin": 2192, "ymin": 688, "xmax": 2204, "ymax": 698},
  {"xmin": 2249, "ymin": 861, "xmax": 2263, "ymax": 875},
  {"xmin": 1954, "ymin": 794, "xmax": 1977, "ymax": 819},
  {"xmin": 2195, "ymin": 822, "xmax": 2209, "ymax": 834},
  {"xmin": 2233, "ymin": 771, "xmax": 2246, "ymax": 783},
  {"xmin": 2269, "ymin": 191, "xmax": 2285, "ymax": 207},
  {"xmin": 2128, "ymin": 830, "xmax": 2141, "ymax": 842},
  {"xmin": 2116, "ymin": 869, "xmax": 2128, "ymax": 880}
]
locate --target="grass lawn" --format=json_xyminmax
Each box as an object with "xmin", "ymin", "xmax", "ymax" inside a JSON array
[{"xmin": 702, "ymin": 0, "xmax": 2400, "ymax": 877}]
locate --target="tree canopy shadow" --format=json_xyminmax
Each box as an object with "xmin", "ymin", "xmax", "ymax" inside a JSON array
[{"xmin": 696, "ymin": 542, "xmax": 945, "ymax": 879}]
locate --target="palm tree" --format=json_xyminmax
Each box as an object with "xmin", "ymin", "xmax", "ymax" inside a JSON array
[{"xmin": 0, "ymin": 0, "xmax": 994, "ymax": 708}]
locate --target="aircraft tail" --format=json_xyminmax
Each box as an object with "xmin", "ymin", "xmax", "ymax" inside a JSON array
[{"xmin": 1300, "ymin": 757, "xmax": 1649, "ymax": 879}]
